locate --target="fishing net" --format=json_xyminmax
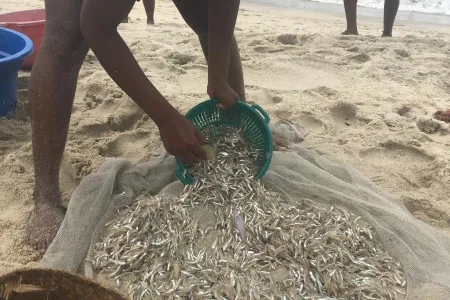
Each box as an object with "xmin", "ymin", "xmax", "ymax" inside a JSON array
[
  {"xmin": 91, "ymin": 126, "xmax": 406, "ymax": 299},
  {"xmin": 38, "ymin": 122, "xmax": 450, "ymax": 299}
]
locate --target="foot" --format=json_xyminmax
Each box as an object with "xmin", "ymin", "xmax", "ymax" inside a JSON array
[
  {"xmin": 274, "ymin": 145, "xmax": 290, "ymax": 152},
  {"xmin": 271, "ymin": 129, "xmax": 292, "ymax": 152},
  {"xmin": 147, "ymin": 19, "xmax": 155, "ymax": 25},
  {"xmin": 382, "ymin": 31, "xmax": 392, "ymax": 37},
  {"xmin": 26, "ymin": 202, "xmax": 65, "ymax": 252},
  {"xmin": 342, "ymin": 28, "xmax": 359, "ymax": 35}
]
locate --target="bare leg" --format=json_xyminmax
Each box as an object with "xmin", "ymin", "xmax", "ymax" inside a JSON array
[
  {"xmin": 227, "ymin": 39, "xmax": 245, "ymax": 101},
  {"xmin": 27, "ymin": 0, "xmax": 88, "ymax": 251},
  {"xmin": 382, "ymin": 0, "xmax": 399, "ymax": 37},
  {"xmin": 143, "ymin": 0, "xmax": 155, "ymax": 24},
  {"xmin": 342, "ymin": 0, "xmax": 358, "ymax": 35},
  {"xmin": 172, "ymin": 0, "xmax": 246, "ymax": 101},
  {"xmin": 197, "ymin": 37, "xmax": 245, "ymax": 101}
]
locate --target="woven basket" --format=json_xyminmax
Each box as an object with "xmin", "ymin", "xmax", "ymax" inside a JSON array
[
  {"xmin": 0, "ymin": 268, "xmax": 128, "ymax": 300},
  {"xmin": 176, "ymin": 99, "xmax": 273, "ymax": 184}
]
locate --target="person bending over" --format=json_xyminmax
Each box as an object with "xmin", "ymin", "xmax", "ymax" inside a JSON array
[{"xmin": 27, "ymin": 0, "xmax": 245, "ymax": 250}]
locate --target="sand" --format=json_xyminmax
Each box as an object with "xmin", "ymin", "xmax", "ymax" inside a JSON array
[{"xmin": 1, "ymin": 0, "xmax": 449, "ymax": 273}]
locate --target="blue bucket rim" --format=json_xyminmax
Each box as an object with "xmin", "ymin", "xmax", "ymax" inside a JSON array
[{"xmin": 0, "ymin": 27, "xmax": 34, "ymax": 65}]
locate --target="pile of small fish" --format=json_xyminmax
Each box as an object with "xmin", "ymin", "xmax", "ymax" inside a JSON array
[{"xmin": 92, "ymin": 126, "xmax": 406, "ymax": 300}]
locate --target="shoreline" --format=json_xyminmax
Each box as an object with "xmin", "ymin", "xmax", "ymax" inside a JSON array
[{"xmin": 243, "ymin": 0, "xmax": 450, "ymax": 26}]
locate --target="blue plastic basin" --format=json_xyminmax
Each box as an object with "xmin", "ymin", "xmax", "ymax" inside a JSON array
[{"xmin": 0, "ymin": 27, "xmax": 33, "ymax": 118}]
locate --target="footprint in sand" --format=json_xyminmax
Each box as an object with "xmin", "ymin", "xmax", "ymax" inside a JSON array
[
  {"xmin": 253, "ymin": 45, "xmax": 286, "ymax": 54},
  {"xmin": 383, "ymin": 104, "xmax": 427, "ymax": 128},
  {"xmin": 346, "ymin": 46, "xmax": 359, "ymax": 53},
  {"xmin": 271, "ymin": 96, "xmax": 283, "ymax": 104},
  {"xmin": 360, "ymin": 141, "xmax": 435, "ymax": 190},
  {"xmin": 394, "ymin": 49, "xmax": 410, "ymax": 58},
  {"xmin": 395, "ymin": 104, "xmax": 427, "ymax": 119},
  {"xmin": 65, "ymin": 152, "xmax": 95, "ymax": 179},
  {"xmin": 98, "ymin": 131, "xmax": 151, "ymax": 163},
  {"xmin": 368, "ymin": 47, "xmax": 387, "ymax": 54},
  {"xmin": 277, "ymin": 34, "xmax": 298, "ymax": 45},
  {"xmin": 401, "ymin": 196, "xmax": 450, "ymax": 229},
  {"xmin": 182, "ymin": 64, "xmax": 208, "ymax": 72},
  {"xmin": 361, "ymin": 141, "xmax": 434, "ymax": 162},
  {"xmin": 293, "ymin": 111, "xmax": 326, "ymax": 133},
  {"xmin": 82, "ymin": 83, "xmax": 115, "ymax": 110},
  {"xmin": 390, "ymin": 104, "xmax": 438, "ymax": 133},
  {"xmin": 247, "ymin": 88, "xmax": 284, "ymax": 106},
  {"xmin": 315, "ymin": 49, "xmax": 341, "ymax": 56},
  {"xmin": 129, "ymin": 40, "xmax": 142, "ymax": 54},
  {"xmin": 329, "ymin": 102, "xmax": 359, "ymax": 127},
  {"xmin": 416, "ymin": 117, "xmax": 441, "ymax": 134},
  {"xmin": 168, "ymin": 51, "xmax": 196, "ymax": 66},
  {"xmin": 439, "ymin": 79, "xmax": 450, "ymax": 93},
  {"xmin": 72, "ymin": 117, "xmax": 111, "ymax": 138},
  {"xmin": 75, "ymin": 91, "xmax": 143, "ymax": 137},
  {"xmin": 137, "ymin": 57, "xmax": 168, "ymax": 71},
  {"xmin": 305, "ymin": 86, "xmax": 339, "ymax": 97},
  {"xmin": 348, "ymin": 53, "xmax": 371, "ymax": 63},
  {"xmin": 248, "ymin": 39, "xmax": 265, "ymax": 47},
  {"xmin": 107, "ymin": 99, "xmax": 146, "ymax": 132}
]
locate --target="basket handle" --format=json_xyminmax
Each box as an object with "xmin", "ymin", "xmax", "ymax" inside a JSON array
[
  {"xmin": 176, "ymin": 167, "xmax": 185, "ymax": 180},
  {"xmin": 251, "ymin": 104, "xmax": 270, "ymax": 124},
  {"xmin": 176, "ymin": 167, "xmax": 191, "ymax": 185}
]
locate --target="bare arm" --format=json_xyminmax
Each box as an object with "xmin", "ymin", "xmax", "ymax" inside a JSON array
[
  {"xmin": 207, "ymin": 0, "xmax": 241, "ymax": 108},
  {"xmin": 80, "ymin": 0, "xmax": 206, "ymax": 162},
  {"xmin": 80, "ymin": 0, "xmax": 175, "ymax": 126}
]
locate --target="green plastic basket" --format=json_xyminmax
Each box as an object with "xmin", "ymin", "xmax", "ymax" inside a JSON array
[{"xmin": 176, "ymin": 99, "xmax": 273, "ymax": 185}]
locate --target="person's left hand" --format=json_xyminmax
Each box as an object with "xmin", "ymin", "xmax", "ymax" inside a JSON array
[{"xmin": 207, "ymin": 82, "xmax": 239, "ymax": 110}]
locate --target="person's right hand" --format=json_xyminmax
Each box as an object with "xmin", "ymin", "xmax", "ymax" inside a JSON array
[{"xmin": 158, "ymin": 112, "xmax": 207, "ymax": 164}]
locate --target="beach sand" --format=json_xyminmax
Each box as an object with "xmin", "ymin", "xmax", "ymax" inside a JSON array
[{"xmin": 1, "ymin": 0, "xmax": 449, "ymax": 273}]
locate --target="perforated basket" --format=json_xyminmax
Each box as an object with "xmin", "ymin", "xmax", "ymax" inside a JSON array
[{"xmin": 176, "ymin": 99, "xmax": 273, "ymax": 185}]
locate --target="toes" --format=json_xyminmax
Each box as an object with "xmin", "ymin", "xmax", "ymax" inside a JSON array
[
  {"xmin": 25, "ymin": 213, "xmax": 62, "ymax": 251},
  {"xmin": 274, "ymin": 145, "xmax": 291, "ymax": 152},
  {"xmin": 38, "ymin": 239, "xmax": 48, "ymax": 252},
  {"xmin": 30, "ymin": 239, "xmax": 39, "ymax": 250}
]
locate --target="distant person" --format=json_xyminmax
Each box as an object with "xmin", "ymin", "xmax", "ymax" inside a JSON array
[
  {"xmin": 342, "ymin": 0, "xmax": 400, "ymax": 37},
  {"xmin": 143, "ymin": 0, "xmax": 156, "ymax": 24},
  {"xmin": 123, "ymin": 0, "xmax": 155, "ymax": 24}
]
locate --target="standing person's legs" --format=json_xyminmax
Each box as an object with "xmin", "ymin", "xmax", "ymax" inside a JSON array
[
  {"xmin": 342, "ymin": 0, "xmax": 358, "ymax": 35},
  {"xmin": 172, "ymin": 0, "xmax": 245, "ymax": 101},
  {"xmin": 27, "ymin": 0, "xmax": 89, "ymax": 250},
  {"xmin": 383, "ymin": 0, "xmax": 399, "ymax": 37},
  {"xmin": 143, "ymin": 0, "xmax": 155, "ymax": 24}
]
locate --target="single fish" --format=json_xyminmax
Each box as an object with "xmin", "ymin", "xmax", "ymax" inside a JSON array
[{"xmin": 233, "ymin": 209, "xmax": 246, "ymax": 241}]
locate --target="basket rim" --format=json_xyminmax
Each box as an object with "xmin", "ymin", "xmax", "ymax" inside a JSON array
[{"xmin": 176, "ymin": 99, "xmax": 273, "ymax": 184}]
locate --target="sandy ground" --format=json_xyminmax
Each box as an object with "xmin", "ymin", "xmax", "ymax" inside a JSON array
[{"xmin": 1, "ymin": 0, "xmax": 450, "ymax": 273}]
